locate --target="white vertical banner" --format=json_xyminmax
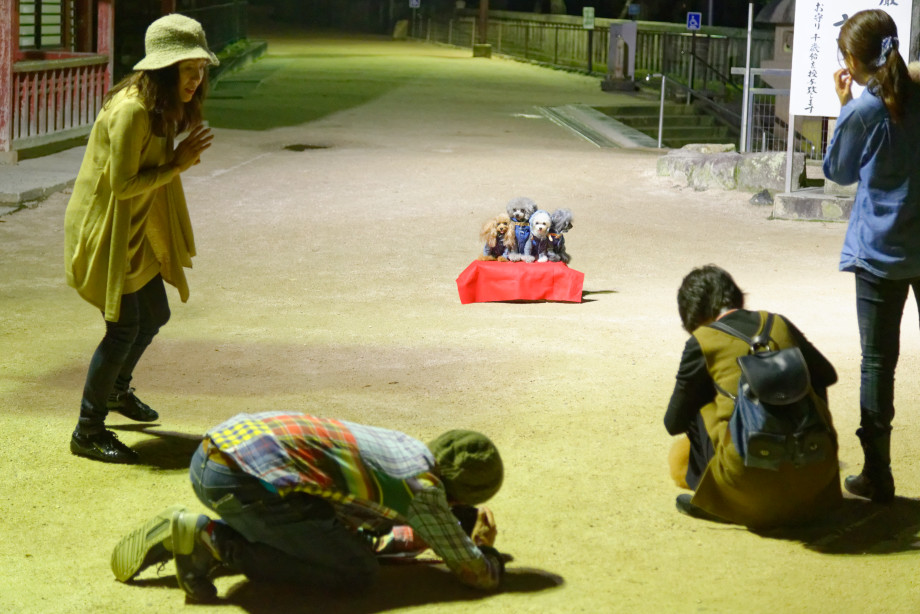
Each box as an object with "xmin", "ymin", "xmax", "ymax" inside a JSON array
[{"xmin": 789, "ymin": 0, "xmax": 913, "ymax": 118}]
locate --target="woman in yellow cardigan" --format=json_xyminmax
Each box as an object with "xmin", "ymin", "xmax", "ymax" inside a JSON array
[{"xmin": 64, "ymin": 14, "xmax": 217, "ymax": 463}]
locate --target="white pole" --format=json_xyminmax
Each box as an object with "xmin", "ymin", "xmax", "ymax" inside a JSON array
[
  {"xmin": 659, "ymin": 75, "xmax": 666, "ymax": 149},
  {"xmin": 708, "ymin": 0, "xmax": 713, "ymax": 26},
  {"xmin": 784, "ymin": 115, "xmax": 796, "ymax": 193},
  {"xmin": 740, "ymin": 3, "xmax": 753, "ymax": 152}
]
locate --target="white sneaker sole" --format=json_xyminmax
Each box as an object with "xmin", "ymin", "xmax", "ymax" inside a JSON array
[{"xmin": 110, "ymin": 504, "xmax": 186, "ymax": 582}]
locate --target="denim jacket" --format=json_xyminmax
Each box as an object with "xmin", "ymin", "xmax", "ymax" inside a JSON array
[{"xmin": 823, "ymin": 88, "xmax": 920, "ymax": 280}]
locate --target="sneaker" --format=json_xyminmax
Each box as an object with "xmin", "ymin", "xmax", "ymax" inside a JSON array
[
  {"xmin": 70, "ymin": 429, "xmax": 139, "ymax": 464},
  {"xmin": 675, "ymin": 494, "xmax": 730, "ymax": 523},
  {"xmin": 111, "ymin": 504, "xmax": 187, "ymax": 582},
  {"xmin": 107, "ymin": 387, "xmax": 159, "ymax": 422},
  {"xmin": 173, "ymin": 512, "xmax": 219, "ymax": 602}
]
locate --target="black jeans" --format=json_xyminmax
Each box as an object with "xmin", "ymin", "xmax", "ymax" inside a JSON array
[
  {"xmin": 854, "ymin": 268, "xmax": 920, "ymax": 435},
  {"xmin": 77, "ymin": 275, "xmax": 170, "ymax": 434}
]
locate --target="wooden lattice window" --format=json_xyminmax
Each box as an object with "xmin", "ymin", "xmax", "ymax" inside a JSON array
[{"xmin": 19, "ymin": 0, "xmax": 75, "ymax": 50}]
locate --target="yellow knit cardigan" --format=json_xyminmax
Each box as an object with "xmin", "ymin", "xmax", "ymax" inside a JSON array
[{"xmin": 64, "ymin": 89, "xmax": 196, "ymax": 322}]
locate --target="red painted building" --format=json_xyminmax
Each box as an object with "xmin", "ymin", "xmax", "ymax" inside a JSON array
[
  {"xmin": 0, "ymin": 0, "xmax": 245, "ymax": 164},
  {"xmin": 0, "ymin": 0, "xmax": 118, "ymax": 163}
]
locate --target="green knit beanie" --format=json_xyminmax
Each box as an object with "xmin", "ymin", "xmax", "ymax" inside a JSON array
[{"xmin": 428, "ymin": 430, "xmax": 503, "ymax": 505}]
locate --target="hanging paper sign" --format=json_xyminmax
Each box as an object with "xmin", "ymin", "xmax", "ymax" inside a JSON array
[{"xmin": 789, "ymin": 0, "xmax": 912, "ymax": 117}]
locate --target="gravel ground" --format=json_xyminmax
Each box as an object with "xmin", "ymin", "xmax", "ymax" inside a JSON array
[{"xmin": 1, "ymin": 28, "xmax": 919, "ymax": 614}]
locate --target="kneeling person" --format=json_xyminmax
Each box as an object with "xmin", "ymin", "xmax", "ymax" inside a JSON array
[{"xmin": 112, "ymin": 412, "xmax": 505, "ymax": 600}]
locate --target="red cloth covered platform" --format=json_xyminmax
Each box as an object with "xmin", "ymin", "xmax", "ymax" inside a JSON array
[{"xmin": 456, "ymin": 261, "xmax": 584, "ymax": 304}]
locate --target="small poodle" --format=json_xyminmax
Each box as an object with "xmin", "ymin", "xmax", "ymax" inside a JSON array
[
  {"xmin": 523, "ymin": 209, "xmax": 552, "ymax": 263},
  {"xmin": 477, "ymin": 213, "xmax": 516, "ymax": 261},
  {"xmin": 505, "ymin": 197, "xmax": 537, "ymax": 262},
  {"xmin": 547, "ymin": 208, "xmax": 573, "ymax": 264}
]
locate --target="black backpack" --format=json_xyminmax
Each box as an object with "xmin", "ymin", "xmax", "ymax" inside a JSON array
[{"xmin": 708, "ymin": 313, "xmax": 834, "ymax": 471}]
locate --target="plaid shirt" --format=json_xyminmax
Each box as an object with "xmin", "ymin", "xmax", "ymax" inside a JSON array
[{"xmin": 207, "ymin": 412, "xmax": 500, "ymax": 589}]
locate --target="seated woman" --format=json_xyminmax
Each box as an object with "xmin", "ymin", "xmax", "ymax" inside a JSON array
[{"xmin": 665, "ymin": 265, "xmax": 842, "ymax": 528}]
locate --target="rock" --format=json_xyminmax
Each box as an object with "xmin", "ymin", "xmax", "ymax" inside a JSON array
[
  {"xmin": 680, "ymin": 143, "xmax": 736, "ymax": 154},
  {"xmin": 658, "ymin": 150, "xmax": 807, "ymax": 194},
  {"xmin": 824, "ymin": 178, "xmax": 857, "ymax": 196},
  {"xmin": 736, "ymin": 152, "xmax": 805, "ymax": 192},
  {"xmin": 657, "ymin": 149, "xmax": 704, "ymax": 180},
  {"xmin": 689, "ymin": 153, "xmax": 739, "ymax": 190},
  {"xmin": 749, "ymin": 189, "xmax": 773, "ymax": 206},
  {"xmin": 657, "ymin": 149, "xmax": 739, "ymax": 190}
]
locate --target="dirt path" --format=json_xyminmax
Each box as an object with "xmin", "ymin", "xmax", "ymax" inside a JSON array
[{"xmin": 1, "ymin": 31, "xmax": 919, "ymax": 614}]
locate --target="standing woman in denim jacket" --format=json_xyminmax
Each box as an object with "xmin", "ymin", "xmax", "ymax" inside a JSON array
[
  {"xmin": 64, "ymin": 15, "xmax": 217, "ymax": 464},
  {"xmin": 823, "ymin": 9, "xmax": 920, "ymax": 502}
]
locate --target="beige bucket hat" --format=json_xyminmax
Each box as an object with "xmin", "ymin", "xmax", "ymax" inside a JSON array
[{"xmin": 133, "ymin": 14, "xmax": 219, "ymax": 71}]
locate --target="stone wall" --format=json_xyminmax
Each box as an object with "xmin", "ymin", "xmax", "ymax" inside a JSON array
[{"xmin": 656, "ymin": 144, "xmax": 805, "ymax": 195}]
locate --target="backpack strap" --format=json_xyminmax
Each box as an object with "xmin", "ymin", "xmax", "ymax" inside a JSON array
[
  {"xmin": 708, "ymin": 312, "xmax": 775, "ymax": 353},
  {"xmin": 706, "ymin": 312, "xmax": 776, "ymax": 401}
]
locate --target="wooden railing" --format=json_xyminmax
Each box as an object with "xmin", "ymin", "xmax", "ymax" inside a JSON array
[{"xmin": 10, "ymin": 54, "xmax": 108, "ymax": 149}]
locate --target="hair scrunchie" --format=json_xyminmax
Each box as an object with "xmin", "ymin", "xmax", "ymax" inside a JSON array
[{"xmin": 874, "ymin": 35, "xmax": 899, "ymax": 68}]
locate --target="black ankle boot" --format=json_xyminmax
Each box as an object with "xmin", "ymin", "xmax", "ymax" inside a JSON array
[
  {"xmin": 845, "ymin": 427, "xmax": 895, "ymax": 503},
  {"xmin": 844, "ymin": 471, "xmax": 894, "ymax": 503}
]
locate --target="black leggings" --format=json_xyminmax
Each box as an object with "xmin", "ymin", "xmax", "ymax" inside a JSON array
[
  {"xmin": 685, "ymin": 412, "xmax": 715, "ymax": 490},
  {"xmin": 77, "ymin": 275, "xmax": 170, "ymax": 433}
]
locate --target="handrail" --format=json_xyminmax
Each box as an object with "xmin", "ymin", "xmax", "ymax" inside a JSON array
[
  {"xmin": 649, "ymin": 74, "xmax": 741, "ymax": 148},
  {"xmin": 680, "ymin": 49, "xmax": 742, "ymax": 91},
  {"xmin": 656, "ymin": 75, "xmax": 742, "ymax": 121}
]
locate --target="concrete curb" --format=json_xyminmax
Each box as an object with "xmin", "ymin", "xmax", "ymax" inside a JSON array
[
  {"xmin": 540, "ymin": 104, "xmax": 661, "ymax": 149},
  {"xmin": 0, "ymin": 146, "xmax": 86, "ymax": 208}
]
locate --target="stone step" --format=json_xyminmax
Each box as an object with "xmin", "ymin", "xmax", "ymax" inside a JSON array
[
  {"xmin": 595, "ymin": 104, "xmax": 701, "ymax": 117},
  {"xmin": 773, "ymin": 186, "xmax": 853, "ymax": 221},
  {"xmin": 657, "ymin": 125, "xmax": 735, "ymax": 140},
  {"xmin": 617, "ymin": 114, "xmax": 720, "ymax": 128},
  {"xmin": 663, "ymin": 136, "xmax": 736, "ymax": 149}
]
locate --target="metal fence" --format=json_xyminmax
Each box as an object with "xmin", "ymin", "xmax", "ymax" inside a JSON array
[
  {"xmin": 734, "ymin": 68, "xmax": 824, "ymax": 160},
  {"xmin": 415, "ymin": 14, "xmax": 772, "ymax": 96}
]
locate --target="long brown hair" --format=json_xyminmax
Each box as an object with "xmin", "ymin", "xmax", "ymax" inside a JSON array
[
  {"xmin": 838, "ymin": 9, "xmax": 912, "ymax": 122},
  {"xmin": 103, "ymin": 63, "xmax": 208, "ymax": 137}
]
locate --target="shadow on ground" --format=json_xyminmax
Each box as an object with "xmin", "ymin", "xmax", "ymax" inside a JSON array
[
  {"xmin": 218, "ymin": 564, "xmax": 563, "ymax": 613},
  {"xmin": 109, "ymin": 424, "xmax": 203, "ymax": 471},
  {"xmin": 112, "ymin": 425, "xmax": 565, "ymax": 612},
  {"xmin": 757, "ymin": 496, "xmax": 920, "ymax": 555}
]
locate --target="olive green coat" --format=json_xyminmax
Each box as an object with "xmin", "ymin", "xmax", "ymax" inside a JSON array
[{"xmin": 690, "ymin": 312, "xmax": 842, "ymax": 529}]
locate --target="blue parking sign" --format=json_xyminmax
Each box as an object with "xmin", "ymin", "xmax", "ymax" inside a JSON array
[{"xmin": 687, "ymin": 12, "xmax": 701, "ymax": 30}]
